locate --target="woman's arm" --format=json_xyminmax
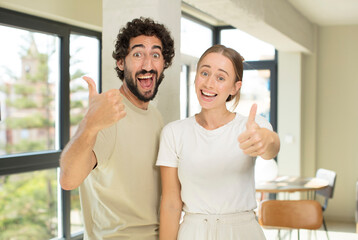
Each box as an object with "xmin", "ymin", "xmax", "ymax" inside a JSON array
[{"xmin": 159, "ymin": 166, "xmax": 183, "ymax": 240}]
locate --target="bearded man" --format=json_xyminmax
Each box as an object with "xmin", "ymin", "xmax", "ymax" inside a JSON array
[{"xmin": 59, "ymin": 17, "xmax": 175, "ymax": 240}]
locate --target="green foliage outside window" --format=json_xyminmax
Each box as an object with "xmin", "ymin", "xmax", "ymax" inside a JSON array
[
  {"xmin": 0, "ymin": 31, "xmax": 89, "ymax": 238},
  {"xmin": 0, "ymin": 170, "xmax": 57, "ymax": 240}
]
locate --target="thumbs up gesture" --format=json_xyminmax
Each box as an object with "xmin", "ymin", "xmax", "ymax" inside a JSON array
[
  {"xmin": 82, "ymin": 76, "xmax": 126, "ymax": 133},
  {"xmin": 237, "ymin": 104, "xmax": 274, "ymax": 157}
]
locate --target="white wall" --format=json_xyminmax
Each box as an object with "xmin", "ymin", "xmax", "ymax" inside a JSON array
[
  {"xmin": 0, "ymin": 0, "xmax": 102, "ymax": 31},
  {"xmin": 277, "ymin": 52, "xmax": 301, "ymax": 177},
  {"xmin": 314, "ymin": 26, "xmax": 358, "ymax": 221}
]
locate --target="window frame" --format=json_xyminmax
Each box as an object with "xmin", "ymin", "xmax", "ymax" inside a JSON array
[
  {"xmin": 0, "ymin": 7, "xmax": 101, "ymax": 240},
  {"xmin": 216, "ymin": 26, "xmax": 278, "ymax": 131}
]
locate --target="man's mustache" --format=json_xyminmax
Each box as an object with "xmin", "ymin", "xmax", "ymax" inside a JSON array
[{"xmin": 135, "ymin": 70, "xmax": 157, "ymax": 77}]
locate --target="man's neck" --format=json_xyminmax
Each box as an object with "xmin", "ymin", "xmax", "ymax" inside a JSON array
[{"xmin": 119, "ymin": 83, "xmax": 149, "ymax": 110}]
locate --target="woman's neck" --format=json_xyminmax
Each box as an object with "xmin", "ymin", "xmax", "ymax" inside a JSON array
[{"xmin": 195, "ymin": 108, "xmax": 235, "ymax": 130}]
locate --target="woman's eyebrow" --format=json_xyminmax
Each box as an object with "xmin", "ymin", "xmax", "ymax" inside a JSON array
[{"xmin": 200, "ymin": 64, "xmax": 229, "ymax": 76}]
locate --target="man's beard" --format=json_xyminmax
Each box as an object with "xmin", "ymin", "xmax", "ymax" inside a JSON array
[{"xmin": 123, "ymin": 65, "xmax": 164, "ymax": 102}]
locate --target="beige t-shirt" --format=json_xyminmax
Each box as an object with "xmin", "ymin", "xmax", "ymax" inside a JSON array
[{"xmin": 79, "ymin": 94, "xmax": 164, "ymax": 240}]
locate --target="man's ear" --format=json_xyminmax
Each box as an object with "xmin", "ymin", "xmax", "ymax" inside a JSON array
[{"xmin": 117, "ymin": 59, "xmax": 124, "ymax": 71}]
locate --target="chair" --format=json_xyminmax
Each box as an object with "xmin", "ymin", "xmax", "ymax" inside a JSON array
[
  {"xmin": 259, "ymin": 200, "xmax": 323, "ymax": 239},
  {"xmin": 314, "ymin": 168, "xmax": 337, "ymax": 238},
  {"xmin": 356, "ymin": 181, "xmax": 358, "ymax": 233}
]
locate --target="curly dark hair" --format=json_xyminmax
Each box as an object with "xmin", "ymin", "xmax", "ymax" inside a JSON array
[{"xmin": 112, "ymin": 17, "xmax": 175, "ymax": 80}]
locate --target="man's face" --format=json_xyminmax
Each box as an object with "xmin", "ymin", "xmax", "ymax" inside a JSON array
[{"xmin": 117, "ymin": 35, "xmax": 165, "ymax": 102}]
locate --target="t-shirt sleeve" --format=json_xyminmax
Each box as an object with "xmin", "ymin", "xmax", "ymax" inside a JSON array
[
  {"xmin": 255, "ymin": 115, "xmax": 273, "ymax": 131},
  {"xmin": 156, "ymin": 123, "xmax": 179, "ymax": 168},
  {"xmin": 93, "ymin": 124, "xmax": 116, "ymax": 169}
]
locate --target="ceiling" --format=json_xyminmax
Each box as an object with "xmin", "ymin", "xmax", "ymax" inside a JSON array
[{"xmin": 288, "ymin": 0, "xmax": 358, "ymax": 26}]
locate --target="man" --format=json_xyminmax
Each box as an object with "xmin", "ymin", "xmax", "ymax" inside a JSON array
[{"xmin": 59, "ymin": 17, "xmax": 175, "ymax": 240}]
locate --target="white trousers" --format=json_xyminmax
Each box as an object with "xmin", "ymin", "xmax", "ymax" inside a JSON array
[{"xmin": 177, "ymin": 211, "xmax": 266, "ymax": 240}]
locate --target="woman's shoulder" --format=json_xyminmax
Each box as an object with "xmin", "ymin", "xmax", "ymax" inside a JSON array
[
  {"xmin": 163, "ymin": 117, "xmax": 194, "ymax": 132},
  {"xmin": 163, "ymin": 116, "xmax": 195, "ymax": 130}
]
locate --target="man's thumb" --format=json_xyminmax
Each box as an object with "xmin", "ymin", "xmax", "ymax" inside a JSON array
[{"xmin": 82, "ymin": 76, "xmax": 98, "ymax": 98}]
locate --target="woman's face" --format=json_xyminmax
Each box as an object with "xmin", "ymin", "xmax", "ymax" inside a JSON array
[{"xmin": 195, "ymin": 52, "xmax": 241, "ymax": 110}]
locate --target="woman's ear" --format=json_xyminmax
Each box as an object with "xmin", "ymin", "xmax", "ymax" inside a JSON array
[
  {"xmin": 117, "ymin": 59, "xmax": 124, "ymax": 71},
  {"xmin": 231, "ymin": 81, "xmax": 242, "ymax": 95}
]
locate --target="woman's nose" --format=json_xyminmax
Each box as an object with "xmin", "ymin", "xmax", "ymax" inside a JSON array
[{"xmin": 204, "ymin": 75, "xmax": 215, "ymax": 88}]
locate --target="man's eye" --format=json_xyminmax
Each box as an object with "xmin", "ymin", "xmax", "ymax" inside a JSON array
[
  {"xmin": 133, "ymin": 52, "xmax": 142, "ymax": 57},
  {"xmin": 153, "ymin": 53, "xmax": 160, "ymax": 58}
]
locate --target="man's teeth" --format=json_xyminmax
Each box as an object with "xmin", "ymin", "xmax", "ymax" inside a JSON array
[
  {"xmin": 138, "ymin": 75, "xmax": 152, "ymax": 80},
  {"xmin": 202, "ymin": 91, "xmax": 216, "ymax": 97}
]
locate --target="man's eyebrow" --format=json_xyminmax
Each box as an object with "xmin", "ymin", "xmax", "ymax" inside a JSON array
[
  {"xmin": 152, "ymin": 45, "xmax": 162, "ymax": 51},
  {"xmin": 200, "ymin": 64, "xmax": 229, "ymax": 76},
  {"xmin": 130, "ymin": 44, "xmax": 162, "ymax": 51},
  {"xmin": 131, "ymin": 44, "xmax": 145, "ymax": 50}
]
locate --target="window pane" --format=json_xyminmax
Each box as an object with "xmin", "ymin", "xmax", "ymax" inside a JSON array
[
  {"xmin": 70, "ymin": 188, "xmax": 83, "ymax": 234},
  {"xmin": 0, "ymin": 25, "xmax": 60, "ymax": 156},
  {"xmin": 221, "ymin": 29, "xmax": 275, "ymax": 61},
  {"xmin": 70, "ymin": 34, "xmax": 100, "ymax": 138},
  {"xmin": 181, "ymin": 17, "xmax": 213, "ymax": 58},
  {"xmin": 188, "ymin": 69, "xmax": 200, "ymax": 117},
  {"xmin": 180, "ymin": 65, "xmax": 189, "ymax": 119},
  {"xmin": 69, "ymin": 34, "xmax": 99, "ymax": 233},
  {"xmin": 0, "ymin": 169, "xmax": 58, "ymax": 239},
  {"xmin": 228, "ymin": 70, "xmax": 271, "ymax": 121}
]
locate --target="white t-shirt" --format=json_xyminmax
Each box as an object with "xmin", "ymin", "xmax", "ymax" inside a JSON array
[{"xmin": 156, "ymin": 113, "xmax": 272, "ymax": 215}]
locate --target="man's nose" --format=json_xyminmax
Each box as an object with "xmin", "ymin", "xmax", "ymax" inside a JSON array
[{"xmin": 142, "ymin": 55, "xmax": 154, "ymax": 71}]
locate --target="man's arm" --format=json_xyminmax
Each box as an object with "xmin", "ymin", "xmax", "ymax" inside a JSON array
[
  {"xmin": 59, "ymin": 76, "xmax": 126, "ymax": 190},
  {"xmin": 59, "ymin": 119, "xmax": 98, "ymax": 190}
]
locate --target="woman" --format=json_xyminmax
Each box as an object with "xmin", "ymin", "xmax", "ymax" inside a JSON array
[{"xmin": 156, "ymin": 45, "xmax": 280, "ymax": 240}]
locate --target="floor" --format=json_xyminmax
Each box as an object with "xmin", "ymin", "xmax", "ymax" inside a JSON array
[{"xmin": 262, "ymin": 220, "xmax": 358, "ymax": 240}]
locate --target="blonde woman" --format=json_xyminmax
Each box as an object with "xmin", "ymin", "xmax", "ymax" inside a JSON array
[{"xmin": 156, "ymin": 45, "xmax": 280, "ymax": 240}]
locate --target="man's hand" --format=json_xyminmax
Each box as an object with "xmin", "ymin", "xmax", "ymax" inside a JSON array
[
  {"xmin": 238, "ymin": 104, "xmax": 273, "ymax": 157},
  {"xmin": 83, "ymin": 76, "xmax": 126, "ymax": 133}
]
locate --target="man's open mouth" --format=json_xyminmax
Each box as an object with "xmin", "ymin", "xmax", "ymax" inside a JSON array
[{"xmin": 137, "ymin": 74, "xmax": 154, "ymax": 89}]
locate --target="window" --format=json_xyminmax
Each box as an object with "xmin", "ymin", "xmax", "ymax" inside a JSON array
[
  {"xmin": 220, "ymin": 28, "xmax": 277, "ymax": 130},
  {"xmin": 180, "ymin": 15, "xmax": 213, "ymax": 118},
  {"xmin": 0, "ymin": 8, "xmax": 101, "ymax": 239}
]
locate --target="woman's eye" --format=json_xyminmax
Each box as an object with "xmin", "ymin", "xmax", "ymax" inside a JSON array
[
  {"xmin": 218, "ymin": 76, "xmax": 225, "ymax": 81},
  {"xmin": 201, "ymin": 71, "xmax": 208, "ymax": 77}
]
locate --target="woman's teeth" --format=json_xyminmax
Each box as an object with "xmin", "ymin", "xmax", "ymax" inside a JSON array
[{"xmin": 202, "ymin": 90, "xmax": 216, "ymax": 97}]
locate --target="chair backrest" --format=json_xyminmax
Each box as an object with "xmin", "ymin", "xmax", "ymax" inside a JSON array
[
  {"xmin": 356, "ymin": 181, "xmax": 358, "ymax": 225},
  {"xmin": 259, "ymin": 200, "xmax": 323, "ymax": 230},
  {"xmin": 315, "ymin": 168, "xmax": 337, "ymax": 199}
]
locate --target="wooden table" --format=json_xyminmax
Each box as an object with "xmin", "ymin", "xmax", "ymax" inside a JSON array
[{"xmin": 256, "ymin": 176, "xmax": 329, "ymax": 200}]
